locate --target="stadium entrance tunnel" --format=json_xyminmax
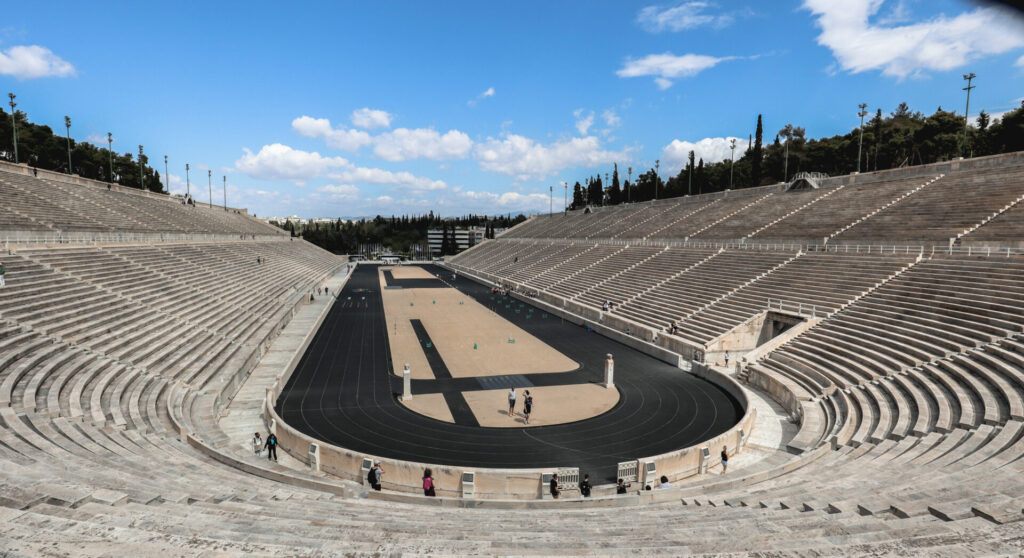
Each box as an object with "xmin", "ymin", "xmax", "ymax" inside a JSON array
[
  {"xmin": 704, "ymin": 310, "xmax": 811, "ymax": 366},
  {"xmin": 271, "ymin": 264, "xmax": 751, "ymax": 499}
]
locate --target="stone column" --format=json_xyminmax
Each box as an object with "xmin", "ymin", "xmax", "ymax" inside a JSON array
[
  {"xmin": 604, "ymin": 353, "xmax": 614, "ymax": 388},
  {"xmin": 402, "ymin": 363, "xmax": 412, "ymax": 401}
]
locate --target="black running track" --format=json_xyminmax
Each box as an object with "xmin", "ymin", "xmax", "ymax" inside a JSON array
[{"xmin": 277, "ymin": 264, "xmax": 742, "ymax": 481}]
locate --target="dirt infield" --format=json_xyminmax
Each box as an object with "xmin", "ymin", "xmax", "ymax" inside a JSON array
[
  {"xmin": 380, "ymin": 267, "xmax": 578, "ymax": 379},
  {"xmin": 463, "ymin": 384, "xmax": 620, "ymax": 427},
  {"xmin": 401, "ymin": 393, "xmax": 454, "ymax": 423},
  {"xmin": 387, "ymin": 266, "xmax": 437, "ymax": 279}
]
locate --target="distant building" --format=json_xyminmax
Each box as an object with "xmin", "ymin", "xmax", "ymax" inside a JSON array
[{"xmin": 428, "ymin": 228, "xmax": 470, "ymax": 255}]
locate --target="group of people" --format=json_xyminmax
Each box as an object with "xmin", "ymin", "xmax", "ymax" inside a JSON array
[
  {"xmin": 602, "ymin": 299, "xmax": 615, "ymax": 312},
  {"xmin": 252, "ymin": 432, "xmax": 279, "ymax": 461},
  {"xmin": 507, "ymin": 387, "xmax": 534, "ymax": 424}
]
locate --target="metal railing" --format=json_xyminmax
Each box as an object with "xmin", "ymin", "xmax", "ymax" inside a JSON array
[
  {"xmin": 1, "ymin": 230, "xmax": 292, "ymax": 247},
  {"xmin": 766, "ymin": 299, "xmax": 818, "ymax": 318}
]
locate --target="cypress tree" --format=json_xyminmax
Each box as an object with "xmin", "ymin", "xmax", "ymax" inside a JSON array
[{"xmin": 752, "ymin": 114, "xmax": 763, "ymax": 186}]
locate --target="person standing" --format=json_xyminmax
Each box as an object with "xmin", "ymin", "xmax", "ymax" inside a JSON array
[
  {"xmin": 579, "ymin": 474, "xmax": 592, "ymax": 498},
  {"xmin": 550, "ymin": 473, "xmax": 560, "ymax": 499},
  {"xmin": 370, "ymin": 462, "xmax": 384, "ymax": 491},
  {"xmin": 422, "ymin": 468, "xmax": 436, "ymax": 497},
  {"xmin": 252, "ymin": 433, "xmax": 262, "ymax": 456},
  {"xmin": 616, "ymin": 478, "xmax": 631, "ymax": 494},
  {"xmin": 721, "ymin": 446, "xmax": 729, "ymax": 474},
  {"xmin": 724, "ymin": 351, "xmax": 730, "ymax": 367},
  {"xmin": 657, "ymin": 475, "xmax": 672, "ymax": 489},
  {"xmin": 523, "ymin": 390, "xmax": 533, "ymax": 425},
  {"xmin": 0, "ymin": 260, "xmax": 5, "ymax": 288},
  {"xmin": 264, "ymin": 433, "xmax": 278, "ymax": 461},
  {"xmin": 508, "ymin": 387, "xmax": 516, "ymax": 417}
]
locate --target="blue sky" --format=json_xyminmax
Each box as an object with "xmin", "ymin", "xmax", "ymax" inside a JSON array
[{"xmin": 2, "ymin": 0, "xmax": 1023, "ymax": 218}]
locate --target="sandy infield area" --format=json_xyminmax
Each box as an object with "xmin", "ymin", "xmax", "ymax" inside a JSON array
[{"xmin": 380, "ymin": 267, "xmax": 578, "ymax": 379}]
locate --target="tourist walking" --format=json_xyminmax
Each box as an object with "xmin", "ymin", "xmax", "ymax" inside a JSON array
[
  {"xmin": 550, "ymin": 473, "xmax": 560, "ymax": 499},
  {"xmin": 264, "ymin": 433, "xmax": 278, "ymax": 461},
  {"xmin": 616, "ymin": 478, "xmax": 631, "ymax": 494},
  {"xmin": 579, "ymin": 474, "xmax": 592, "ymax": 498},
  {"xmin": 369, "ymin": 462, "xmax": 384, "ymax": 491},
  {"xmin": 523, "ymin": 390, "xmax": 533, "ymax": 424},
  {"xmin": 0, "ymin": 260, "xmax": 5, "ymax": 288},
  {"xmin": 252, "ymin": 433, "xmax": 262, "ymax": 456},
  {"xmin": 721, "ymin": 446, "xmax": 729, "ymax": 474},
  {"xmin": 422, "ymin": 468, "xmax": 436, "ymax": 497},
  {"xmin": 508, "ymin": 387, "xmax": 516, "ymax": 417}
]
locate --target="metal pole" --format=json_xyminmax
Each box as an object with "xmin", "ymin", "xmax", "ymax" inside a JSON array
[
  {"xmin": 549, "ymin": 185, "xmax": 553, "ymax": 216},
  {"xmin": 64, "ymin": 116, "xmax": 73, "ymax": 174},
  {"xmin": 107, "ymin": 133, "xmax": 114, "ymax": 183},
  {"xmin": 185, "ymin": 163, "xmax": 190, "ymax": 197},
  {"xmin": 138, "ymin": 145, "xmax": 145, "ymax": 190},
  {"xmin": 7, "ymin": 93, "xmax": 17, "ymax": 164},
  {"xmin": 962, "ymin": 72, "xmax": 976, "ymax": 158},
  {"xmin": 654, "ymin": 160, "xmax": 659, "ymax": 200},
  {"xmin": 563, "ymin": 181, "xmax": 567, "ymax": 212},
  {"xmin": 857, "ymin": 103, "xmax": 868, "ymax": 172},
  {"xmin": 729, "ymin": 139, "xmax": 736, "ymax": 189},
  {"xmin": 784, "ymin": 137, "xmax": 789, "ymax": 182},
  {"xmin": 223, "ymin": 175, "xmax": 227, "ymax": 210},
  {"xmin": 164, "ymin": 155, "xmax": 169, "ymax": 192}
]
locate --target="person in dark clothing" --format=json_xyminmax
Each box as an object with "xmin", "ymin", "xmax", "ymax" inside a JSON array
[
  {"xmin": 550, "ymin": 473, "xmax": 560, "ymax": 499},
  {"xmin": 616, "ymin": 478, "xmax": 631, "ymax": 494},
  {"xmin": 264, "ymin": 433, "xmax": 278, "ymax": 461},
  {"xmin": 579, "ymin": 474, "xmax": 592, "ymax": 497},
  {"xmin": 369, "ymin": 462, "xmax": 384, "ymax": 491},
  {"xmin": 721, "ymin": 446, "xmax": 729, "ymax": 474},
  {"xmin": 422, "ymin": 468, "xmax": 436, "ymax": 497}
]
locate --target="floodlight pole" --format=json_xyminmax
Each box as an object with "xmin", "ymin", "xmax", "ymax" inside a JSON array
[
  {"xmin": 562, "ymin": 181, "xmax": 567, "ymax": 212},
  {"xmin": 729, "ymin": 139, "xmax": 737, "ymax": 189},
  {"xmin": 628, "ymin": 167, "xmax": 632, "ymax": 202},
  {"xmin": 654, "ymin": 159, "xmax": 659, "ymax": 200},
  {"xmin": 962, "ymin": 72, "xmax": 976, "ymax": 158},
  {"xmin": 185, "ymin": 163, "xmax": 191, "ymax": 197},
  {"xmin": 107, "ymin": 133, "xmax": 114, "ymax": 183},
  {"xmin": 138, "ymin": 145, "xmax": 145, "ymax": 190},
  {"xmin": 208, "ymin": 169, "xmax": 213, "ymax": 206},
  {"xmin": 64, "ymin": 116, "xmax": 73, "ymax": 174},
  {"xmin": 223, "ymin": 175, "xmax": 227, "ymax": 210},
  {"xmin": 164, "ymin": 155, "xmax": 169, "ymax": 192},
  {"xmin": 856, "ymin": 103, "xmax": 868, "ymax": 173},
  {"xmin": 549, "ymin": 185, "xmax": 553, "ymax": 217},
  {"xmin": 7, "ymin": 93, "xmax": 17, "ymax": 164}
]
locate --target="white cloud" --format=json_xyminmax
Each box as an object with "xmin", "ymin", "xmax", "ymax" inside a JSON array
[
  {"xmin": 661, "ymin": 136, "xmax": 745, "ymax": 174},
  {"xmin": 317, "ymin": 184, "xmax": 361, "ymax": 200},
  {"xmin": 372, "ymin": 128, "xmax": 473, "ymax": 162},
  {"xmin": 601, "ymin": 109, "xmax": 622, "ymax": 128},
  {"xmin": 350, "ymin": 108, "xmax": 393, "ymax": 129},
  {"xmin": 1017, "ymin": 54, "xmax": 1024, "ymax": 68},
  {"xmin": 235, "ymin": 143, "xmax": 349, "ymax": 182},
  {"xmin": 0, "ymin": 45, "xmax": 75, "ymax": 79},
  {"xmin": 804, "ymin": 0, "xmax": 1024, "ymax": 79},
  {"xmin": 292, "ymin": 116, "xmax": 372, "ymax": 151},
  {"xmin": 468, "ymin": 87, "xmax": 496, "ymax": 106},
  {"xmin": 376, "ymin": 195, "xmax": 394, "ymax": 203},
  {"xmin": 617, "ymin": 52, "xmax": 735, "ymax": 89},
  {"xmin": 637, "ymin": 2, "xmax": 735, "ymax": 31},
  {"xmin": 474, "ymin": 134, "xmax": 631, "ymax": 181},
  {"xmin": 573, "ymin": 109, "xmax": 595, "ymax": 135},
  {"xmin": 456, "ymin": 190, "xmax": 550, "ymax": 212},
  {"xmin": 85, "ymin": 133, "xmax": 111, "ymax": 146},
  {"xmin": 329, "ymin": 166, "xmax": 448, "ymax": 193}
]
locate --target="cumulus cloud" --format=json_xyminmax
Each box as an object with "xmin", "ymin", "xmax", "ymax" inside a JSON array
[
  {"xmin": 474, "ymin": 134, "xmax": 632, "ymax": 181},
  {"xmin": 637, "ymin": 2, "xmax": 736, "ymax": 31},
  {"xmin": 350, "ymin": 108, "xmax": 393, "ymax": 129},
  {"xmin": 329, "ymin": 165, "xmax": 447, "ymax": 193},
  {"xmin": 372, "ymin": 128, "xmax": 473, "ymax": 162},
  {"xmin": 661, "ymin": 136, "xmax": 745, "ymax": 174},
  {"xmin": 456, "ymin": 190, "xmax": 550, "ymax": 212},
  {"xmin": 0, "ymin": 45, "xmax": 75, "ymax": 79},
  {"xmin": 1017, "ymin": 54, "xmax": 1024, "ymax": 68},
  {"xmin": 316, "ymin": 184, "xmax": 361, "ymax": 200},
  {"xmin": 804, "ymin": 0, "xmax": 1024, "ymax": 79},
  {"xmin": 292, "ymin": 116, "xmax": 372, "ymax": 151},
  {"xmin": 573, "ymin": 109, "xmax": 595, "ymax": 135},
  {"xmin": 235, "ymin": 143, "xmax": 349, "ymax": 182},
  {"xmin": 617, "ymin": 52, "xmax": 735, "ymax": 89}
]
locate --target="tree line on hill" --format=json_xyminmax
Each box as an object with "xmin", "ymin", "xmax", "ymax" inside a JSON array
[
  {"xmin": 278, "ymin": 212, "xmax": 526, "ymax": 255},
  {"xmin": 0, "ymin": 108, "xmax": 166, "ymax": 193},
  {"xmin": 569, "ymin": 101, "xmax": 1024, "ymax": 209}
]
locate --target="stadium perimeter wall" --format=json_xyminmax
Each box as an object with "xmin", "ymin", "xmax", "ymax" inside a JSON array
[{"xmin": 262, "ymin": 262, "xmax": 755, "ymax": 500}]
